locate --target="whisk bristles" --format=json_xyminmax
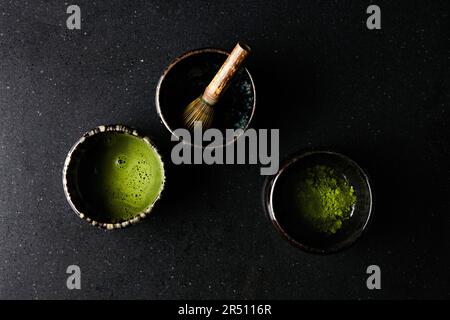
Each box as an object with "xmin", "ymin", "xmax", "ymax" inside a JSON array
[{"xmin": 183, "ymin": 96, "xmax": 214, "ymax": 130}]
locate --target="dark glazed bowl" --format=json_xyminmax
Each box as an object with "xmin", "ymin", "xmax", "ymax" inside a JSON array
[
  {"xmin": 263, "ymin": 150, "xmax": 373, "ymax": 254},
  {"xmin": 155, "ymin": 48, "xmax": 256, "ymax": 147},
  {"xmin": 62, "ymin": 125, "xmax": 165, "ymax": 230}
]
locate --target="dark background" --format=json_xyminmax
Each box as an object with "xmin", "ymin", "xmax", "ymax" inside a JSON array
[{"xmin": 0, "ymin": 0, "xmax": 449, "ymax": 299}]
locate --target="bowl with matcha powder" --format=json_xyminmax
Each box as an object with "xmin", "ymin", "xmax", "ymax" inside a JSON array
[
  {"xmin": 264, "ymin": 150, "xmax": 373, "ymax": 254},
  {"xmin": 63, "ymin": 125, "xmax": 165, "ymax": 230}
]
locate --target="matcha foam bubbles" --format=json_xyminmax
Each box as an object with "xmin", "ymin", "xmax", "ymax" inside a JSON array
[{"xmin": 75, "ymin": 131, "xmax": 165, "ymax": 223}]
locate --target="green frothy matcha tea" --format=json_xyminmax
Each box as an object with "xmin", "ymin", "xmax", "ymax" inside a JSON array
[
  {"xmin": 296, "ymin": 165, "xmax": 356, "ymax": 234},
  {"xmin": 77, "ymin": 132, "xmax": 164, "ymax": 223}
]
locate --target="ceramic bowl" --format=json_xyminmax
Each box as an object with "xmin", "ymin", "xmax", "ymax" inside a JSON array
[
  {"xmin": 63, "ymin": 125, "xmax": 165, "ymax": 230},
  {"xmin": 263, "ymin": 150, "xmax": 373, "ymax": 254},
  {"xmin": 156, "ymin": 48, "xmax": 256, "ymax": 147}
]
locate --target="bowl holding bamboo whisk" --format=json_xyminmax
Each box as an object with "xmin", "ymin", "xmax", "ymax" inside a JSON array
[{"xmin": 155, "ymin": 45, "xmax": 256, "ymax": 147}]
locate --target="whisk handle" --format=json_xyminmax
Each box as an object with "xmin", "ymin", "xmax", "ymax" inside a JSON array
[{"xmin": 202, "ymin": 42, "xmax": 251, "ymax": 106}]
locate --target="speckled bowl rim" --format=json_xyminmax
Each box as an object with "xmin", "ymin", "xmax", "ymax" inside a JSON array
[
  {"xmin": 155, "ymin": 47, "xmax": 256, "ymax": 148},
  {"xmin": 263, "ymin": 150, "xmax": 374, "ymax": 254},
  {"xmin": 62, "ymin": 125, "xmax": 166, "ymax": 230}
]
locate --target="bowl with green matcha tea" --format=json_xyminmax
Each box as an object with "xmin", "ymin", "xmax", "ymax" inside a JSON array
[
  {"xmin": 264, "ymin": 150, "xmax": 373, "ymax": 254},
  {"xmin": 63, "ymin": 125, "xmax": 165, "ymax": 230}
]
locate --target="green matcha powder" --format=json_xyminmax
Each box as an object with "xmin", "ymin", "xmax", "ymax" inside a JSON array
[{"xmin": 296, "ymin": 165, "xmax": 356, "ymax": 234}]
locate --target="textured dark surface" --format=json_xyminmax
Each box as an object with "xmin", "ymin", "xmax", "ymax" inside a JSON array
[{"xmin": 0, "ymin": 0, "xmax": 449, "ymax": 299}]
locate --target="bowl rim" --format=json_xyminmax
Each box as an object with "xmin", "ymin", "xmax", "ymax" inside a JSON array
[
  {"xmin": 155, "ymin": 47, "xmax": 256, "ymax": 148},
  {"xmin": 263, "ymin": 149, "xmax": 374, "ymax": 254},
  {"xmin": 62, "ymin": 124, "xmax": 166, "ymax": 230}
]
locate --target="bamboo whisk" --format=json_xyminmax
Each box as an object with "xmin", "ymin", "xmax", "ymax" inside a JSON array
[{"xmin": 183, "ymin": 42, "xmax": 251, "ymax": 130}]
